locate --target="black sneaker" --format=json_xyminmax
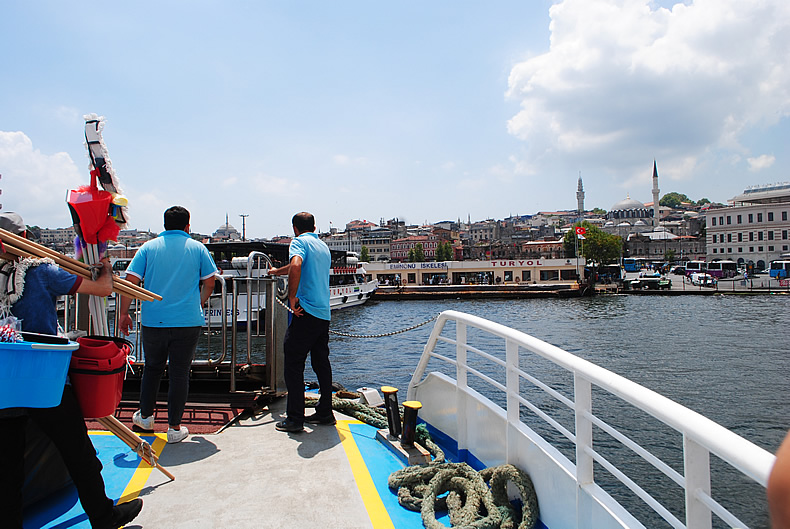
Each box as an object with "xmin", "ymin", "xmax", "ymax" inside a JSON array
[
  {"xmin": 305, "ymin": 412, "xmax": 336, "ymax": 425},
  {"xmin": 95, "ymin": 498, "xmax": 143, "ymax": 529},
  {"xmin": 275, "ymin": 419, "xmax": 304, "ymax": 432}
]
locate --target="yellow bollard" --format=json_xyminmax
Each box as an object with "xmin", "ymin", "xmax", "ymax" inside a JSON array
[
  {"xmin": 381, "ymin": 386, "xmax": 401, "ymax": 438},
  {"xmin": 401, "ymin": 400, "xmax": 422, "ymax": 446}
]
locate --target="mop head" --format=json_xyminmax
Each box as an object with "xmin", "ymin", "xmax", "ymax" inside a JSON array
[{"xmin": 84, "ymin": 114, "xmax": 128, "ymax": 229}]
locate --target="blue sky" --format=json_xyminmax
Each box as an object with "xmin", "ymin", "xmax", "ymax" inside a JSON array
[{"xmin": 1, "ymin": 0, "xmax": 788, "ymax": 239}]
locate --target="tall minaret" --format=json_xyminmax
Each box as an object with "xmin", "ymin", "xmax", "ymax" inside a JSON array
[
  {"xmin": 652, "ymin": 161, "xmax": 660, "ymax": 226},
  {"xmin": 576, "ymin": 172, "xmax": 585, "ymax": 221}
]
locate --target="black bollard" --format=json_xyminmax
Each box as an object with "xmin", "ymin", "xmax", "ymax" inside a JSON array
[
  {"xmin": 381, "ymin": 386, "xmax": 401, "ymax": 438},
  {"xmin": 401, "ymin": 400, "xmax": 422, "ymax": 447}
]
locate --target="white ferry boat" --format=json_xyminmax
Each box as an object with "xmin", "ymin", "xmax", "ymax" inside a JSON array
[
  {"xmin": 25, "ymin": 309, "xmax": 775, "ymax": 528},
  {"xmin": 204, "ymin": 245, "xmax": 377, "ymax": 327}
]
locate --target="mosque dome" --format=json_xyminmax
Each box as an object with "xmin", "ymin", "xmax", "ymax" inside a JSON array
[
  {"xmin": 611, "ymin": 196, "xmax": 646, "ymax": 211},
  {"xmin": 212, "ymin": 216, "xmax": 241, "ymax": 240},
  {"xmin": 634, "ymin": 219, "xmax": 647, "ymax": 226},
  {"xmin": 608, "ymin": 194, "xmax": 651, "ymax": 222}
]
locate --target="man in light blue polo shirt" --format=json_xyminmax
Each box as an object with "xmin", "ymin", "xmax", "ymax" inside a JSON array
[
  {"xmin": 118, "ymin": 206, "xmax": 216, "ymax": 443},
  {"xmin": 268, "ymin": 212, "xmax": 333, "ymax": 432}
]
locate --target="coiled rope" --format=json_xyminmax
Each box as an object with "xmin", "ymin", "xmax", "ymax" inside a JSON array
[
  {"xmin": 275, "ymin": 296, "xmax": 438, "ymax": 338},
  {"xmin": 304, "ymin": 395, "xmax": 539, "ymax": 529}
]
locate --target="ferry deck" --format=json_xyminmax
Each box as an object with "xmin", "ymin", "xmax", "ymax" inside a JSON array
[{"xmin": 24, "ymin": 397, "xmax": 446, "ymax": 529}]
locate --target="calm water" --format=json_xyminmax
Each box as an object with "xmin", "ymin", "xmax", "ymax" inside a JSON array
[{"xmin": 327, "ymin": 294, "xmax": 789, "ymax": 528}]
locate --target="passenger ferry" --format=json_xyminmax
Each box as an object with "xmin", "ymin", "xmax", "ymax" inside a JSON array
[
  {"xmin": 26, "ymin": 308, "xmax": 774, "ymax": 528},
  {"xmin": 204, "ymin": 241, "xmax": 377, "ymax": 327}
]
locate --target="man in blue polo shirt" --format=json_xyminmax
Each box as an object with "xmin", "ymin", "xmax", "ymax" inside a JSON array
[
  {"xmin": 268, "ymin": 212, "xmax": 333, "ymax": 432},
  {"xmin": 118, "ymin": 206, "xmax": 216, "ymax": 443}
]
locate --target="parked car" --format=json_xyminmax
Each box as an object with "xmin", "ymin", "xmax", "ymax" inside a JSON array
[
  {"xmin": 670, "ymin": 265, "xmax": 686, "ymax": 276},
  {"xmin": 690, "ymin": 272, "xmax": 717, "ymax": 287}
]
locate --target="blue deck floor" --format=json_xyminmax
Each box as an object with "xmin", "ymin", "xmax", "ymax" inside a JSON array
[{"xmin": 23, "ymin": 432, "xmax": 165, "ymax": 529}]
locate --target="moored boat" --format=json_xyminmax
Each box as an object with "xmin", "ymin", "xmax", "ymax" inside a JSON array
[{"xmin": 203, "ymin": 243, "xmax": 377, "ymax": 327}]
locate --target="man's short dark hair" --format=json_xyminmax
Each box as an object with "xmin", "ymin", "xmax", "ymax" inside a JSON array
[
  {"xmin": 164, "ymin": 206, "xmax": 190, "ymax": 231},
  {"xmin": 292, "ymin": 212, "xmax": 316, "ymax": 233}
]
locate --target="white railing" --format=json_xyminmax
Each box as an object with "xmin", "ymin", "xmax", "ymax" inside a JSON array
[{"xmin": 407, "ymin": 310, "xmax": 775, "ymax": 529}]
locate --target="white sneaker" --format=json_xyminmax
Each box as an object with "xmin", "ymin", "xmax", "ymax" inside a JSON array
[
  {"xmin": 132, "ymin": 410, "xmax": 154, "ymax": 430},
  {"xmin": 167, "ymin": 426, "xmax": 189, "ymax": 444}
]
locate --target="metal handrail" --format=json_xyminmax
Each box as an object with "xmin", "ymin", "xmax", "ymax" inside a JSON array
[
  {"xmin": 205, "ymin": 274, "xmax": 227, "ymax": 366},
  {"xmin": 408, "ymin": 309, "xmax": 775, "ymax": 529},
  {"xmin": 244, "ymin": 251, "xmax": 272, "ymax": 364}
]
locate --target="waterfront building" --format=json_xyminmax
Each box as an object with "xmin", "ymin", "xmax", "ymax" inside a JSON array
[
  {"xmin": 366, "ymin": 257, "xmax": 583, "ymax": 286},
  {"xmin": 626, "ymin": 229, "xmax": 705, "ymax": 262},
  {"xmin": 390, "ymin": 235, "xmax": 439, "ymax": 262},
  {"xmin": 521, "ymin": 240, "xmax": 565, "ymax": 260},
  {"xmin": 38, "ymin": 226, "xmax": 78, "ymax": 251},
  {"xmin": 359, "ymin": 226, "xmax": 392, "ymax": 262},
  {"xmin": 469, "ymin": 219, "xmax": 500, "ymax": 243},
  {"xmin": 323, "ymin": 230, "xmax": 362, "ymax": 255},
  {"xmin": 706, "ymin": 183, "xmax": 790, "ymax": 270},
  {"xmin": 345, "ymin": 219, "xmax": 376, "ymax": 233}
]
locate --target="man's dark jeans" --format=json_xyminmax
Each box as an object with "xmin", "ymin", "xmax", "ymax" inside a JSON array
[
  {"xmin": 283, "ymin": 312, "xmax": 332, "ymax": 424},
  {"xmin": 140, "ymin": 326, "xmax": 201, "ymax": 427}
]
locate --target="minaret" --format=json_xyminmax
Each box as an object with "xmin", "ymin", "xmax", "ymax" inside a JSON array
[
  {"xmin": 576, "ymin": 172, "xmax": 585, "ymax": 221},
  {"xmin": 652, "ymin": 161, "xmax": 660, "ymax": 226}
]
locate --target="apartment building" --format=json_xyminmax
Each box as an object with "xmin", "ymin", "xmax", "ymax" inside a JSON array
[{"xmin": 706, "ymin": 183, "xmax": 790, "ymax": 269}]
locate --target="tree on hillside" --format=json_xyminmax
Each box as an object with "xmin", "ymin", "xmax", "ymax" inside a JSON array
[
  {"xmin": 562, "ymin": 222, "xmax": 622, "ymax": 265},
  {"xmin": 697, "ymin": 198, "xmax": 711, "ymax": 206},
  {"xmin": 413, "ymin": 243, "xmax": 425, "ymax": 262},
  {"xmin": 436, "ymin": 241, "xmax": 453, "ymax": 261},
  {"xmin": 591, "ymin": 207, "xmax": 607, "ymax": 215},
  {"xmin": 360, "ymin": 246, "xmax": 369, "ymax": 262},
  {"xmin": 660, "ymin": 192, "xmax": 692, "ymax": 208}
]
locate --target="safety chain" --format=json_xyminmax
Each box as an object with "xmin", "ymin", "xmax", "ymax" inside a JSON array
[
  {"xmin": 275, "ymin": 296, "xmax": 438, "ymax": 338},
  {"xmin": 328, "ymin": 314, "xmax": 438, "ymax": 338}
]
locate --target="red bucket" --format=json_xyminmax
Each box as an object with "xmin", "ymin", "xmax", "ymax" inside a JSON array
[
  {"xmin": 69, "ymin": 337, "xmax": 130, "ymax": 419},
  {"xmin": 73, "ymin": 336, "xmax": 123, "ymax": 359}
]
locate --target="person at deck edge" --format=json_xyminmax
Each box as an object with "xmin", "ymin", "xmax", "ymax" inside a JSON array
[
  {"xmin": 0, "ymin": 212, "xmax": 143, "ymax": 529},
  {"xmin": 268, "ymin": 212, "xmax": 334, "ymax": 432},
  {"xmin": 118, "ymin": 206, "xmax": 217, "ymax": 443}
]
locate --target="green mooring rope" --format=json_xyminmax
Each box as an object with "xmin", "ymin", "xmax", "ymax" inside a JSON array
[{"xmin": 304, "ymin": 395, "xmax": 539, "ymax": 529}]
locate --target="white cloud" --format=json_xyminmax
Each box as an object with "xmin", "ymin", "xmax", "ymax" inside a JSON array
[
  {"xmin": 747, "ymin": 154, "xmax": 775, "ymax": 172},
  {"xmin": 332, "ymin": 154, "xmax": 367, "ymax": 166},
  {"xmin": 506, "ymin": 0, "xmax": 790, "ymax": 181},
  {"xmin": 250, "ymin": 173, "xmax": 303, "ymax": 196},
  {"xmin": 0, "ymin": 131, "xmax": 84, "ymax": 228}
]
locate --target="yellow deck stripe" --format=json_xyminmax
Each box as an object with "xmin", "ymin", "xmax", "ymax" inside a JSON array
[
  {"xmin": 336, "ymin": 420, "xmax": 396, "ymax": 529},
  {"xmin": 118, "ymin": 433, "xmax": 169, "ymax": 502}
]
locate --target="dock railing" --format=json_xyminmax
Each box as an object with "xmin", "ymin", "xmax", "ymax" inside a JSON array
[{"xmin": 408, "ymin": 309, "xmax": 775, "ymax": 529}]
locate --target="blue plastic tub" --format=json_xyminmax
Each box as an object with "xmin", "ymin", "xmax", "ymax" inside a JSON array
[{"xmin": 0, "ymin": 340, "xmax": 79, "ymax": 409}]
